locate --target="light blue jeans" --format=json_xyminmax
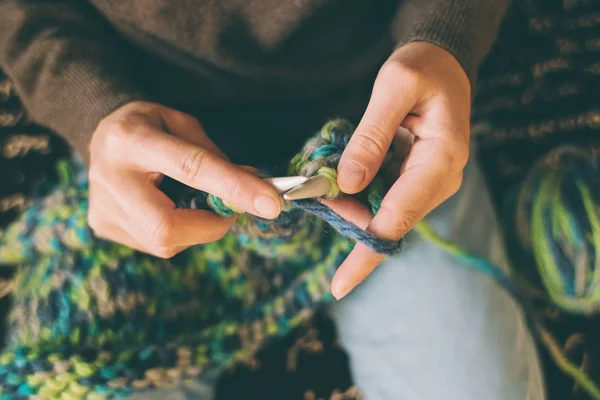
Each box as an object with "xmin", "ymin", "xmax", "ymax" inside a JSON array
[
  {"xmin": 331, "ymin": 157, "xmax": 546, "ymax": 400},
  {"xmin": 137, "ymin": 158, "xmax": 546, "ymax": 400}
]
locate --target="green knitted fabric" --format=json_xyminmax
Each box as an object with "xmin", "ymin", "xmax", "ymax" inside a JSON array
[{"xmin": 0, "ymin": 120, "xmax": 387, "ymax": 399}]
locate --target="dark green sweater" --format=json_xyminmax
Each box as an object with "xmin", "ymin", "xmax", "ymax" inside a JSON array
[{"xmin": 0, "ymin": 0, "xmax": 509, "ymax": 166}]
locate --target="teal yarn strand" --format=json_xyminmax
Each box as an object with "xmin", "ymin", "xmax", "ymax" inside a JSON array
[{"xmin": 515, "ymin": 147, "xmax": 600, "ymax": 314}]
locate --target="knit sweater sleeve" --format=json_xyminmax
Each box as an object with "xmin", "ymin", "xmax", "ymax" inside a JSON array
[
  {"xmin": 0, "ymin": 1, "xmax": 149, "ymax": 160},
  {"xmin": 392, "ymin": 0, "xmax": 511, "ymax": 89}
]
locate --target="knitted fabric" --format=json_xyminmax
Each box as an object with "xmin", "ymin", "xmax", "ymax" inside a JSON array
[
  {"xmin": 1, "ymin": 119, "xmax": 597, "ymax": 400},
  {"xmin": 0, "ymin": 119, "xmax": 398, "ymax": 399},
  {"xmin": 0, "ymin": 69, "xmax": 360, "ymax": 400}
]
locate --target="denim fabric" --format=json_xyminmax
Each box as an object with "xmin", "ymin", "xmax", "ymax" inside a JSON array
[{"xmin": 331, "ymin": 157, "xmax": 545, "ymax": 400}]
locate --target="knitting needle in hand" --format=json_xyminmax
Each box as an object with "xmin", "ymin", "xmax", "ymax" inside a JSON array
[{"xmin": 87, "ymin": 101, "xmax": 282, "ymax": 258}]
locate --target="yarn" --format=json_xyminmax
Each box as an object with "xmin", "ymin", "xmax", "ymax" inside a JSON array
[
  {"xmin": 0, "ymin": 119, "xmax": 400, "ymax": 399},
  {"xmin": 174, "ymin": 118, "xmax": 403, "ymax": 256},
  {"xmin": 515, "ymin": 147, "xmax": 600, "ymax": 314},
  {"xmin": 0, "ymin": 117, "xmax": 598, "ymax": 399}
]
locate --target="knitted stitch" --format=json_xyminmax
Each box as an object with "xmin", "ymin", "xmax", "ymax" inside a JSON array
[
  {"xmin": 0, "ymin": 117, "xmax": 598, "ymax": 399},
  {"xmin": 0, "ymin": 119, "xmax": 398, "ymax": 399}
]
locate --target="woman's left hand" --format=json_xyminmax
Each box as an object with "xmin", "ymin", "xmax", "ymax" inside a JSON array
[{"xmin": 331, "ymin": 41, "xmax": 472, "ymax": 299}]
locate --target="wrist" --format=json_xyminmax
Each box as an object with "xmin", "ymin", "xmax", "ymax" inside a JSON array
[{"xmin": 390, "ymin": 41, "xmax": 471, "ymax": 101}]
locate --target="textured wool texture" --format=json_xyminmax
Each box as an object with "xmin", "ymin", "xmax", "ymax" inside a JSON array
[
  {"xmin": 0, "ymin": 115, "xmax": 599, "ymax": 399},
  {"xmin": 0, "ymin": 119, "xmax": 400, "ymax": 399},
  {"xmin": 0, "ymin": 0, "xmax": 509, "ymax": 164},
  {"xmin": 0, "ymin": 71, "xmax": 361, "ymax": 400}
]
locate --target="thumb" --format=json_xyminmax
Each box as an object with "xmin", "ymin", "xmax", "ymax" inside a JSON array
[{"xmin": 337, "ymin": 63, "xmax": 418, "ymax": 194}]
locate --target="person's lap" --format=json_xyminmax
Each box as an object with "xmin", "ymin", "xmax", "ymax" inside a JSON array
[
  {"xmin": 331, "ymin": 158, "xmax": 546, "ymax": 400},
  {"xmin": 139, "ymin": 158, "xmax": 545, "ymax": 400}
]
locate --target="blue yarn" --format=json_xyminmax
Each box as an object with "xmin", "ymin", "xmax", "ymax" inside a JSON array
[{"xmin": 292, "ymin": 199, "xmax": 403, "ymax": 256}]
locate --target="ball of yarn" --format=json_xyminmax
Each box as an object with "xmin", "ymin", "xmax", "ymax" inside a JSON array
[{"xmin": 516, "ymin": 146, "xmax": 600, "ymax": 314}]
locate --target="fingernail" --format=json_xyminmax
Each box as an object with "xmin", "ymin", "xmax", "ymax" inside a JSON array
[
  {"xmin": 254, "ymin": 195, "xmax": 280, "ymax": 219},
  {"xmin": 331, "ymin": 281, "xmax": 352, "ymax": 300},
  {"xmin": 339, "ymin": 161, "xmax": 365, "ymax": 191}
]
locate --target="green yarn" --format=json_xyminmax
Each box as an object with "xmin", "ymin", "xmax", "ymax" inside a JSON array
[
  {"xmin": 516, "ymin": 147, "xmax": 600, "ymax": 314},
  {"xmin": 206, "ymin": 195, "xmax": 238, "ymax": 217},
  {"xmin": 316, "ymin": 167, "xmax": 339, "ymax": 198}
]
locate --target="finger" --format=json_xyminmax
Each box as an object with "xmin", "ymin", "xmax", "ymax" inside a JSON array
[
  {"xmin": 95, "ymin": 222, "xmax": 188, "ymax": 258},
  {"xmin": 131, "ymin": 126, "xmax": 281, "ymax": 219},
  {"xmin": 89, "ymin": 182, "xmax": 191, "ymax": 257},
  {"xmin": 114, "ymin": 174, "xmax": 237, "ymax": 249},
  {"xmin": 337, "ymin": 62, "xmax": 420, "ymax": 194},
  {"xmin": 331, "ymin": 141, "xmax": 465, "ymax": 300},
  {"xmin": 370, "ymin": 138, "xmax": 463, "ymax": 241},
  {"xmin": 330, "ymin": 170, "xmax": 461, "ymax": 300},
  {"xmin": 91, "ymin": 217, "xmax": 156, "ymax": 254},
  {"xmin": 88, "ymin": 202, "xmax": 147, "ymax": 252},
  {"xmin": 160, "ymin": 109, "xmax": 229, "ymax": 160},
  {"xmin": 331, "ymin": 243, "xmax": 384, "ymax": 300}
]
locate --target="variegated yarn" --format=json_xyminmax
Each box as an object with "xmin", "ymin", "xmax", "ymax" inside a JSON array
[
  {"xmin": 0, "ymin": 119, "xmax": 398, "ymax": 399},
  {"xmin": 0, "ymin": 118, "xmax": 599, "ymax": 399}
]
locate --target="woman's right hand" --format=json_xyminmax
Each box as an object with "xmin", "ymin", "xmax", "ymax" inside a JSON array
[{"xmin": 87, "ymin": 101, "xmax": 282, "ymax": 258}]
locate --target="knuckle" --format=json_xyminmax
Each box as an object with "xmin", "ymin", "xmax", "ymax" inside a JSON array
[
  {"xmin": 396, "ymin": 207, "xmax": 420, "ymax": 236},
  {"xmin": 179, "ymin": 149, "xmax": 208, "ymax": 182},
  {"xmin": 147, "ymin": 217, "xmax": 175, "ymax": 248},
  {"xmin": 226, "ymin": 180, "xmax": 246, "ymax": 206},
  {"xmin": 378, "ymin": 204, "xmax": 419, "ymax": 238},
  {"xmin": 440, "ymin": 143, "xmax": 469, "ymax": 173},
  {"xmin": 98, "ymin": 118, "xmax": 142, "ymax": 160},
  {"xmin": 104, "ymin": 119, "xmax": 136, "ymax": 141},
  {"xmin": 351, "ymin": 129, "xmax": 387, "ymax": 159}
]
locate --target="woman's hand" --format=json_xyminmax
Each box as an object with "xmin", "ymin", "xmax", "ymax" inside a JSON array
[
  {"xmin": 87, "ymin": 101, "xmax": 282, "ymax": 258},
  {"xmin": 332, "ymin": 42, "xmax": 472, "ymax": 299}
]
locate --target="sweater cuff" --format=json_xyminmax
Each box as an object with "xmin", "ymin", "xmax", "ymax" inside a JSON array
[{"xmin": 33, "ymin": 61, "xmax": 150, "ymax": 164}]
